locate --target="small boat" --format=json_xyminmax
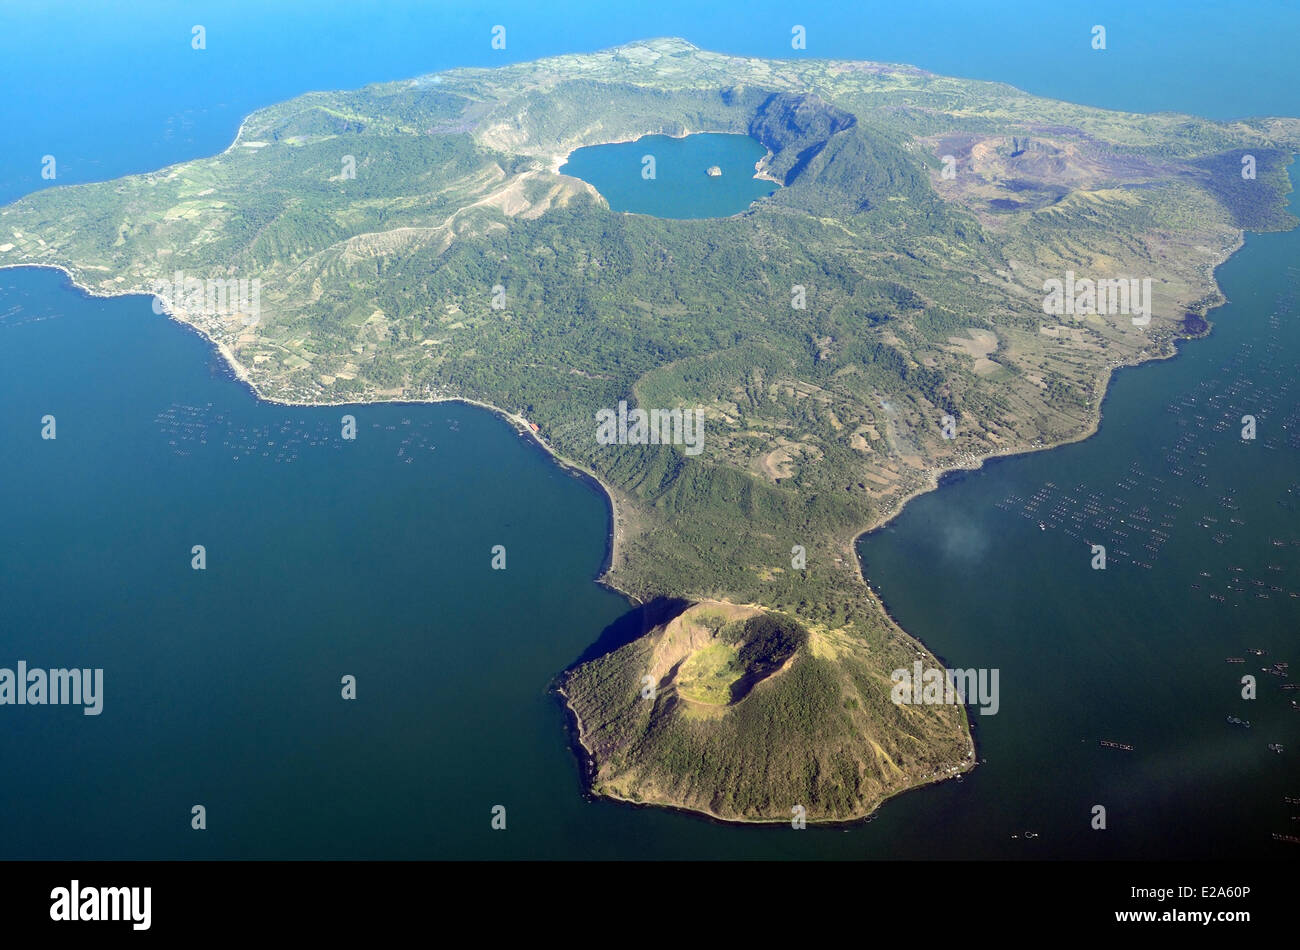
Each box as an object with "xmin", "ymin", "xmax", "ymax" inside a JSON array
[
  {"xmin": 1227, "ymin": 716, "xmax": 1251, "ymax": 728},
  {"xmin": 1268, "ymin": 744, "xmax": 1285, "ymax": 754}
]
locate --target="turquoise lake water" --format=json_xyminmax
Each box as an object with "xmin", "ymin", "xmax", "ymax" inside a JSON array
[
  {"xmin": 559, "ymin": 134, "xmax": 777, "ymax": 218},
  {"xmin": 1, "ymin": 1, "xmax": 1298, "ymax": 859}
]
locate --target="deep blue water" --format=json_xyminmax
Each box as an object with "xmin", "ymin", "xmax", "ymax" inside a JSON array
[{"xmin": 1, "ymin": 1, "xmax": 1297, "ymax": 859}]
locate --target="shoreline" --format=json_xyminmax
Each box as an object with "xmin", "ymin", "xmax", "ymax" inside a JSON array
[
  {"xmin": 0, "ymin": 209, "xmax": 1254, "ymax": 826},
  {"xmin": 0, "ymin": 260, "xmax": 635, "ymax": 598},
  {"xmin": 844, "ymin": 227, "xmax": 1249, "ymax": 577},
  {"xmin": 548, "ymin": 129, "xmax": 781, "ymax": 192},
  {"xmin": 553, "ymin": 215, "xmax": 1253, "ymax": 825},
  {"xmin": 557, "ymin": 675, "xmax": 975, "ymax": 826},
  {"xmin": 548, "ymin": 127, "xmax": 698, "ymax": 175}
]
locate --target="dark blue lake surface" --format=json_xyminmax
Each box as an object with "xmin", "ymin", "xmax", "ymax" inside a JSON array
[{"xmin": 0, "ymin": 269, "xmax": 635, "ymax": 858}]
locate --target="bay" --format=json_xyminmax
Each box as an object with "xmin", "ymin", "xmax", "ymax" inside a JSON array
[
  {"xmin": 856, "ymin": 166, "xmax": 1300, "ymax": 859},
  {"xmin": 0, "ymin": 269, "xmax": 634, "ymax": 858}
]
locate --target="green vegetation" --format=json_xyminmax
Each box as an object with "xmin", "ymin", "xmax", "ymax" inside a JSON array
[
  {"xmin": 564, "ymin": 602, "xmax": 969, "ymax": 821},
  {"xmin": 2, "ymin": 38, "xmax": 1297, "ymax": 822},
  {"xmin": 676, "ymin": 643, "xmax": 740, "ymax": 705}
]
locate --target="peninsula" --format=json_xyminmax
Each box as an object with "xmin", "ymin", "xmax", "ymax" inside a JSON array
[{"xmin": 2, "ymin": 38, "xmax": 1297, "ymax": 823}]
